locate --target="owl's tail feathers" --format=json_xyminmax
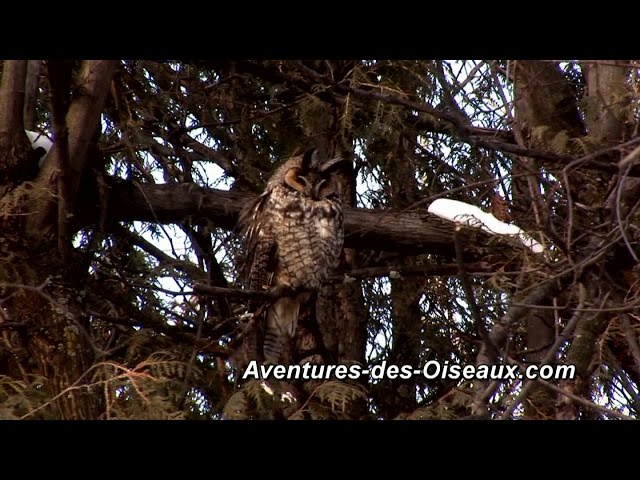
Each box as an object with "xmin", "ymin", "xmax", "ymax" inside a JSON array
[{"xmin": 263, "ymin": 295, "xmax": 302, "ymax": 363}]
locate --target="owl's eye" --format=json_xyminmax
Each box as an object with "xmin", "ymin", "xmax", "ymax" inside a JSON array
[{"xmin": 317, "ymin": 178, "xmax": 336, "ymax": 199}]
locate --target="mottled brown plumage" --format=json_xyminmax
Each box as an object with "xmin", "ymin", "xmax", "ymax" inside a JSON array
[{"xmin": 238, "ymin": 149, "xmax": 345, "ymax": 363}]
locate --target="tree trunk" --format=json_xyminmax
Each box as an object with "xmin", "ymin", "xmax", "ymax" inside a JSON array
[{"xmin": 0, "ymin": 60, "xmax": 117, "ymax": 419}]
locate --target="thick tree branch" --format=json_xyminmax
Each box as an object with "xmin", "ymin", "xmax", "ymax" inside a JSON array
[
  {"xmin": 46, "ymin": 61, "xmax": 73, "ymax": 262},
  {"xmin": 512, "ymin": 60, "xmax": 585, "ymax": 142},
  {"xmin": 0, "ymin": 60, "xmax": 27, "ymax": 141},
  {"xmin": 0, "ymin": 60, "xmax": 28, "ymax": 183},
  {"xmin": 24, "ymin": 60, "xmax": 43, "ymax": 131},
  {"xmin": 583, "ymin": 60, "xmax": 631, "ymax": 146},
  {"xmin": 65, "ymin": 61, "xmax": 118, "ymax": 194},
  {"xmin": 103, "ymin": 180, "xmax": 514, "ymax": 256},
  {"xmin": 27, "ymin": 61, "xmax": 118, "ymax": 241}
]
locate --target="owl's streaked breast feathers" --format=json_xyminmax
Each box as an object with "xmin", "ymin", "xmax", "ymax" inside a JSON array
[{"xmin": 238, "ymin": 149, "xmax": 346, "ymax": 363}]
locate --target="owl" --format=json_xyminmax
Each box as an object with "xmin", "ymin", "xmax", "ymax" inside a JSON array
[{"xmin": 238, "ymin": 148, "xmax": 346, "ymax": 363}]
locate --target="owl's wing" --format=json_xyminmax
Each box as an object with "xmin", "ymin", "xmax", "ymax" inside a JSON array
[
  {"xmin": 238, "ymin": 193, "xmax": 279, "ymax": 362},
  {"xmin": 238, "ymin": 193, "xmax": 277, "ymax": 293}
]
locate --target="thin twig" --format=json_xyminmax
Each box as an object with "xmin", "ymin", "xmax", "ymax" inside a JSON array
[
  {"xmin": 534, "ymin": 378, "xmax": 634, "ymax": 420},
  {"xmin": 615, "ymin": 163, "xmax": 639, "ymax": 262},
  {"xmin": 454, "ymin": 227, "xmax": 497, "ymax": 362},
  {"xmin": 622, "ymin": 315, "xmax": 640, "ymax": 374},
  {"xmin": 193, "ymin": 282, "xmax": 297, "ymax": 301},
  {"xmin": 499, "ymin": 282, "xmax": 587, "ymax": 419}
]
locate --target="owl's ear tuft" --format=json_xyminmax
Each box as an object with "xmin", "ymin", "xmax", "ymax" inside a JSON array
[
  {"xmin": 300, "ymin": 148, "xmax": 317, "ymax": 171},
  {"xmin": 319, "ymin": 156, "xmax": 347, "ymax": 174}
]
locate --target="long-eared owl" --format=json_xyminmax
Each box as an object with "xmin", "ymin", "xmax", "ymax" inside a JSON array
[{"xmin": 238, "ymin": 148, "xmax": 346, "ymax": 363}]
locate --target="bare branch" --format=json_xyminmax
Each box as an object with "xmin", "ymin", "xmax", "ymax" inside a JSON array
[{"xmin": 499, "ymin": 283, "xmax": 587, "ymax": 419}]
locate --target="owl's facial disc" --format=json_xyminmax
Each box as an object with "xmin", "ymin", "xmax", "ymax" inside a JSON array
[
  {"xmin": 284, "ymin": 167, "xmax": 334, "ymax": 200},
  {"xmin": 284, "ymin": 167, "xmax": 309, "ymax": 194}
]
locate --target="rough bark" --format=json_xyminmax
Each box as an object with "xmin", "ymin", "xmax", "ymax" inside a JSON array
[
  {"xmin": 104, "ymin": 181, "xmax": 511, "ymax": 258},
  {"xmin": 24, "ymin": 60, "xmax": 42, "ymax": 131},
  {"xmin": 0, "ymin": 61, "xmax": 27, "ymax": 141},
  {"xmin": 583, "ymin": 60, "xmax": 632, "ymax": 146},
  {"xmin": 0, "ymin": 61, "xmax": 117, "ymax": 419},
  {"xmin": 26, "ymin": 60, "xmax": 117, "ymax": 241},
  {"xmin": 0, "ymin": 60, "xmax": 29, "ymax": 184}
]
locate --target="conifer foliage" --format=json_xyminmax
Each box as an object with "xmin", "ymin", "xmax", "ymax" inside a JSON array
[{"xmin": 0, "ymin": 60, "xmax": 638, "ymax": 419}]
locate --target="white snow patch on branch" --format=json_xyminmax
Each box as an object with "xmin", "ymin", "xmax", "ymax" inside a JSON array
[
  {"xmin": 428, "ymin": 198, "xmax": 544, "ymax": 253},
  {"xmin": 25, "ymin": 130, "xmax": 53, "ymax": 167},
  {"xmin": 25, "ymin": 130, "xmax": 53, "ymax": 153}
]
